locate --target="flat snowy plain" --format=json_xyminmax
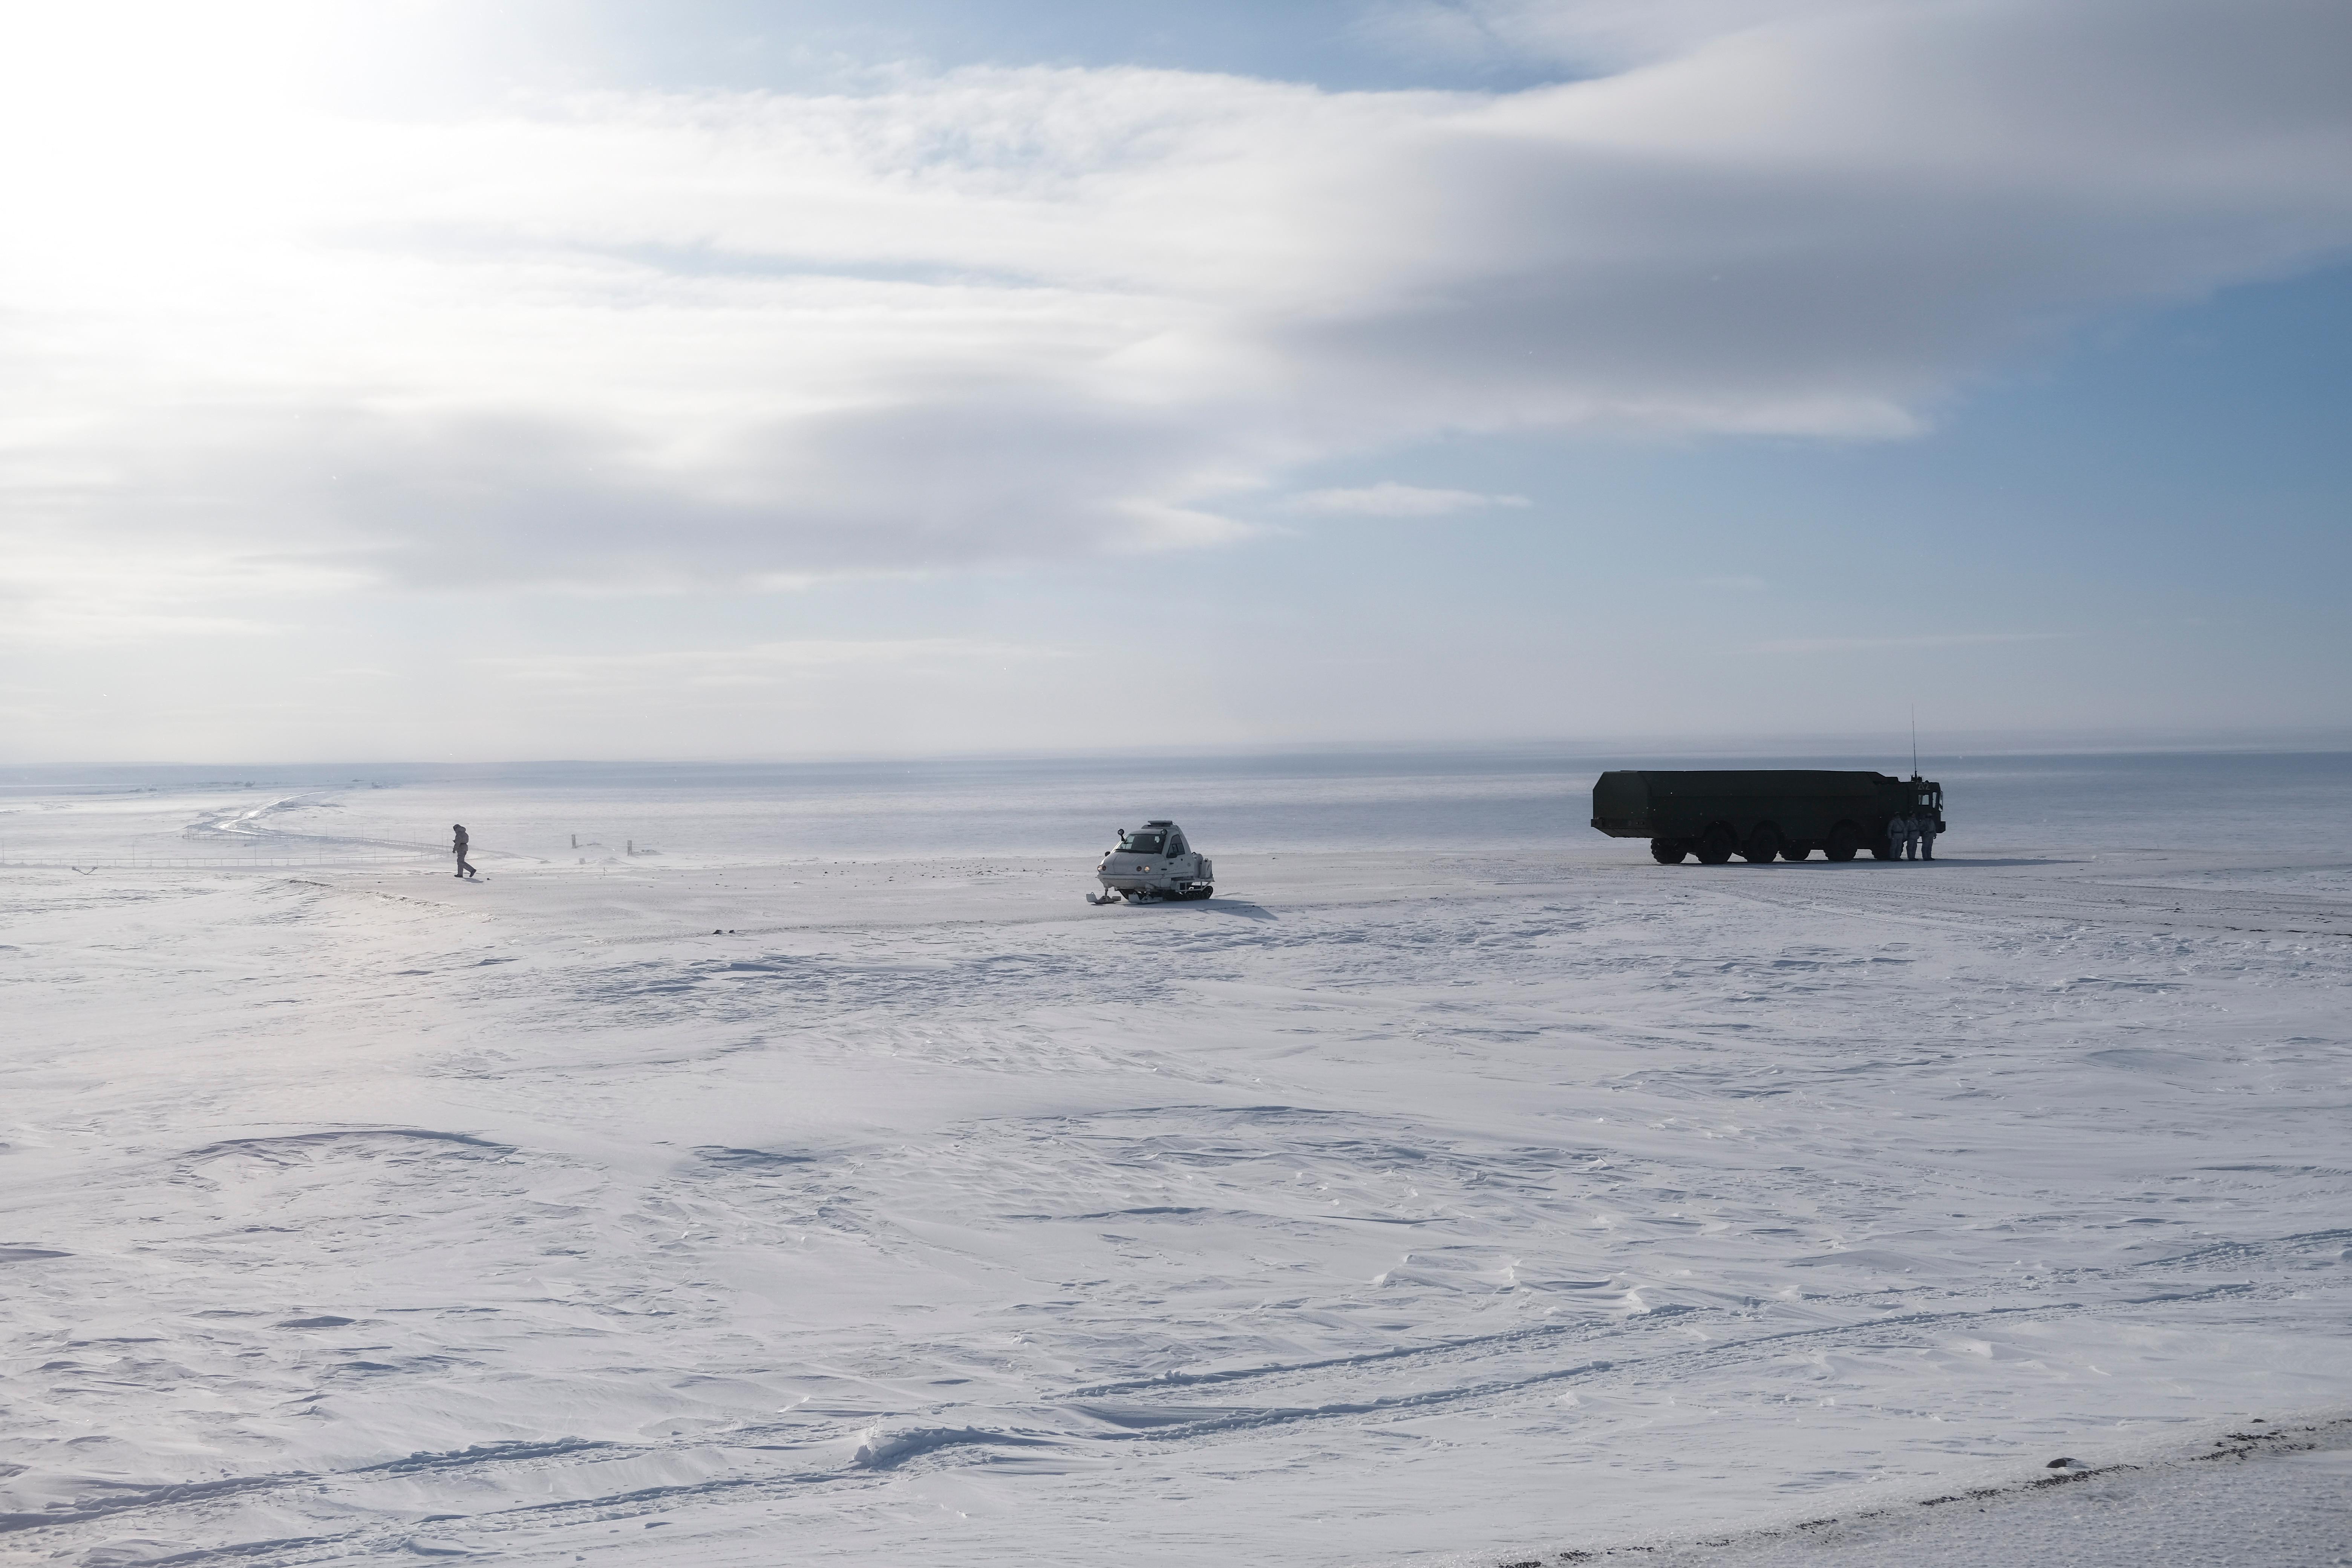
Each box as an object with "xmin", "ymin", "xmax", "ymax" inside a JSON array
[{"xmin": 3, "ymin": 752, "xmax": 2348, "ymax": 1565}]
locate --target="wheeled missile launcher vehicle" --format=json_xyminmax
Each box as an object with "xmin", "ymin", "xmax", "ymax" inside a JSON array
[
  {"xmin": 1591, "ymin": 770, "xmax": 1946, "ymax": 864},
  {"xmin": 1090, "ymin": 819, "xmax": 1214, "ymax": 903}
]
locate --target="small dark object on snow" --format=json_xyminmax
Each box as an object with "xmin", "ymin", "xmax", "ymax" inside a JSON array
[
  {"xmin": 714, "ymin": 928, "xmax": 722, "ymax": 934},
  {"xmin": 2047, "ymin": 1457, "xmax": 2078, "ymax": 1469}
]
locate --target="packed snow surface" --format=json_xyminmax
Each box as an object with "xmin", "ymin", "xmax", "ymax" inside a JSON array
[
  {"xmin": 1582, "ymin": 1419, "xmax": 2352, "ymax": 1568},
  {"xmin": 2, "ymin": 751, "xmax": 2349, "ymax": 1565}
]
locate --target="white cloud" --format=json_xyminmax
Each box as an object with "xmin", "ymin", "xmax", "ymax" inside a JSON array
[
  {"xmin": 1358, "ymin": 0, "xmax": 1859, "ymax": 72},
  {"xmin": 1759, "ymin": 631, "xmax": 2067, "ymax": 653},
  {"xmin": 3, "ymin": 0, "xmax": 2349, "ymax": 616},
  {"xmin": 1285, "ymin": 482, "xmax": 1533, "ymax": 516},
  {"xmin": 482, "ymin": 639, "xmax": 1055, "ymax": 691},
  {"xmin": 462, "ymin": 637, "xmax": 1079, "ymax": 739},
  {"xmin": 0, "ymin": 551, "xmax": 343, "ymax": 645}
]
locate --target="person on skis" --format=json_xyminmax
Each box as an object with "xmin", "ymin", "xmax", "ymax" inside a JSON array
[{"xmin": 453, "ymin": 823, "xmax": 478, "ymax": 879}]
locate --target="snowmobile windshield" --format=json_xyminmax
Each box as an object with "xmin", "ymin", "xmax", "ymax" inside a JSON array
[{"xmin": 1119, "ymin": 832, "xmax": 1166, "ymax": 854}]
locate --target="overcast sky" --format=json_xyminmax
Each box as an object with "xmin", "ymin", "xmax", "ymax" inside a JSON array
[{"xmin": 3, "ymin": 0, "xmax": 2347, "ymax": 762}]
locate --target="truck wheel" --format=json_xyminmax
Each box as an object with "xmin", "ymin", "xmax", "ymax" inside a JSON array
[
  {"xmin": 1781, "ymin": 842, "xmax": 1813, "ymax": 861},
  {"xmin": 1739, "ymin": 825, "xmax": 1781, "ymax": 864},
  {"xmin": 1650, "ymin": 839, "xmax": 1689, "ymax": 864},
  {"xmin": 1824, "ymin": 823, "xmax": 1860, "ymax": 862},
  {"xmin": 1694, "ymin": 825, "xmax": 1736, "ymax": 864}
]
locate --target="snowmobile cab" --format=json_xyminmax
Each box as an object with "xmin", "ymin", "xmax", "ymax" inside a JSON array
[{"xmin": 1089, "ymin": 820, "xmax": 1214, "ymax": 903}]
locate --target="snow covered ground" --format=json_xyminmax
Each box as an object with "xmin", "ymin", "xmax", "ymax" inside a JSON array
[
  {"xmin": 3, "ymin": 755, "xmax": 2349, "ymax": 1565},
  {"xmin": 1623, "ymin": 1420, "xmax": 2352, "ymax": 1566}
]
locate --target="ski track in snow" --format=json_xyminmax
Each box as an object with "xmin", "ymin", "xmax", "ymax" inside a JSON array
[{"xmin": 2, "ymin": 784, "xmax": 2350, "ymax": 1565}]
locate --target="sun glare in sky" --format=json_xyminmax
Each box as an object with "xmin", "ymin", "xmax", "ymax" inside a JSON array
[{"xmin": 2, "ymin": 0, "xmax": 2347, "ymax": 760}]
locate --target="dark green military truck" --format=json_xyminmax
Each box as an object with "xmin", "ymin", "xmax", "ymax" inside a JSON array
[{"xmin": 1591, "ymin": 770, "xmax": 1946, "ymax": 864}]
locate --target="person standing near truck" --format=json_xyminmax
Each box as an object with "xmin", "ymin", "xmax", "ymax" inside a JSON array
[
  {"xmin": 1891, "ymin": 812, "xmax": 1916, "ymax": 860},
  {"xmin": 1919, "ymin": 812, "xmax": 1938, "ymax": 861}
]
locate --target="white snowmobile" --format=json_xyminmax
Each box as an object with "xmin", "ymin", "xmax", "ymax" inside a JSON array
[{"xmin": 1088, "ymin": 820, "xmax": 1214, "ymax": 903}]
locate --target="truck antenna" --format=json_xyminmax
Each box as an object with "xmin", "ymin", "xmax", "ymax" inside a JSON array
[{"xmin": 1910, "ymin": 704, "xmax": 1918, "ymax": 778}]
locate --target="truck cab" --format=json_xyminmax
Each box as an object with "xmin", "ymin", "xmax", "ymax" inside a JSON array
[{"xmin": 1908, "ymin": 775, "xmax": 1946, "ymax": 833}]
